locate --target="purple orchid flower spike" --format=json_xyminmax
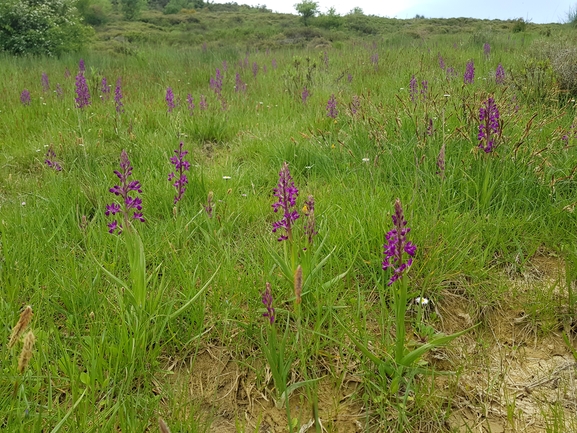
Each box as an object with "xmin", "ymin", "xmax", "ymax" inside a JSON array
[
  {"xmin": 106, "ymin": 150, "xmax": 145, "ymax": 234},
  {"xmin": 272, "ymin": 162, "xmax": 299, "ymax": 242},
  {"xmin": 382, "ymin": 199, "xmax": 417, "ymax": 286}
]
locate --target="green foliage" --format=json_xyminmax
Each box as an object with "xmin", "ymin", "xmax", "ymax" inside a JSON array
[
  {"xmin": 530, "ymin": 38, "xmax": 577, "ymax": 98},
  {"xmin": 294, "ymin": 0, "xmax": 318, "ymax": 26},
  {"xmin": 120, "ymin": 0, "xmax": 143, "ymax": 20},
  {"xmin": 348, "ymin": 7, "xmax": 364, "ymax": 15},
  {"xmin": 76, "ymin": 0, "xmax": 111, "ymax": 25},
  {"xmin": 315, "ymin": 7, "xmax": 343, "ymax": 30},
  {"xmin": 512, "ymin": 17, "xmax": 527, "ymax": 33},
  {"xmin": 163, "ymin": 0, "xmax": 187, "ymax": 14},
  {"xmin": 0, "ymin": 0, "xmax": 92, "ymax": 56}
]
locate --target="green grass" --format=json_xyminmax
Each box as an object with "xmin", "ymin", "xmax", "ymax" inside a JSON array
[{"xmin": 1, "ymin": 20, "xmax": 577, "ymax": 432}]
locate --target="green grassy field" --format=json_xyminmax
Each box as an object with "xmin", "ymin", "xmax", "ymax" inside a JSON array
[{"xmin": 2, "ymin": 11, "xmax": 577, "ymax": 432}]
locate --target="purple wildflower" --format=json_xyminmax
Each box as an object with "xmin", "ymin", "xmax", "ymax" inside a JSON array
[
  {"xmin": 187, "ymin": 94, "xmax": 195, "ymax": 115},
  {"xmin": 272, "ymin": 162, "xmax": 299, "ymax": 242},
  {"xmin": 75, "ymin": 73, "xmax": 91, "ymax": 109},
  {"xmin": 55, "ymin": 83, "xmax": 63, "ymax": 98},
  {"xmin": 252, "ymin": 62, "xmax": 258, "ymax": 78},
  {"xmin": 410, "ymin": 75, "xmax": 418, "ymax": 103},
  {"xmin": 446, "ymin": 66, "xmax": 457, "ymax": 79},
  {"xmin": 420, "ymin": 80, "xmax": 428, "ymax": 101},
  {"xmin": 464, "ymin": 60, "xmax": 475, "ymax": 84},
  {"xmin": 78, "ymin": 59, "xmax": 85, "ymax": 73},
  {"xmin": 41, "ymin": 73, "xmax": 50, "ymax": 92},
  {"xmin": 106, "ymin": 150, "xmax": 145, "ymax": 234},
  {"xmin": 303, "ymin": 195, "xmax": 317, "ymax": 245},
  {"xmin": 382, "ymin": 199, "xmax": 417, "ymax": 286},
  {"xmin": 483, "ymin": 43, "xmax": 491, "ymax": 57},
  {"xmin": 168, "ymin": 142, "xmax": 191, "ymax": 204},
  {"xmin": 348, "ymin": 73, "xmax": 353, "ymax": 83},
  {"xmin": 262, "ymin": 282, "xmax": 275, "ymax": 325},
  {"xmin": 101, "ymin": 77, "xmax": 111, "ymax": 100},
  {"xmin": 20, "ymin": 89, "xmax": 31, "ymax": 105},
  {"xmin": 495, "ymin": 63, "xmax": 505, "ymax": 84},
  {"xmin": 478, "ymin": 97, "xmax": 500, "ymax": 153},
  {"xmin": 114, "ymin": 77, "xmax": 124, "ymax": 113},
  {"xmin": 45, "ymin": 146, "xmax": 62, "ymax": 171},
  {"xmin": 326, "ymin": 94, "xmax": 338, "ymax": 118},
  {"xmin": 166, "ymin": 87, "xmax": 175, "ymax": 113},
  {"xmin": 438, "ymin": 54, "xmax": 445, "ymax": 70},
  {"xmin": 301, "ymin": 87, "xmax": 309, "ymax": 104},
  {"xmin": 210, "ymin": 68, "xmax": 223, "ymax": 97},
  {"xmin": 235, "ymin": 73, "xmax": 246, "ymax": 92},
  {"xmin": 199, "ymin": 95, "xmax": 207, "ymax": 110}
]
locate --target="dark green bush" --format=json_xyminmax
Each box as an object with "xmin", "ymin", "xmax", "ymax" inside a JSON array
[{"xmin": 0, "ymin": 0, "xmax": 92, "ymax": 56}]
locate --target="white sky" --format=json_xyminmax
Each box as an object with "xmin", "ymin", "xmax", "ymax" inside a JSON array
[{"xmin": 220, "ymin": 0, "xmax": 575, "ymax": 24}]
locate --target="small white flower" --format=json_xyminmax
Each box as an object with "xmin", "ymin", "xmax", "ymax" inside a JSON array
[
  {"xmin": 21, "ymin": 201, "xmax": 26, "ymax": 206},
  {"xmin": 222, "ymin": 176, "xmax": 231, "ymax": 180},
  {"xmin": 414, "ymin": 297, "xmax": 429, "ymax": 305},
  {"xmin": 362, "ymin": 158, "xmax": 370, "ymax": 163},
  {"xmin": 443, "ymin": 94, "xmax": 451, "ymax": 97}
]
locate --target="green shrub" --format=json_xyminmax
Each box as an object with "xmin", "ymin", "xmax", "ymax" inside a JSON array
[
  {"xmin": 532, "ymin": 39, "xmax": 577, "ymax": 98},
  {"xmin": 315, "ymin": 7, "xmax": 343, "ymax": 30},
  {"xmin": 0, "ymin": 0, "xmax": 92, "ymax": 56},
  {"xmin": 77, "ymin": 0, "xmax": 111, "ymax": 26},
  {"xmin": 512, "ymin": 18, "xmax": 527, "ymax": 33}
]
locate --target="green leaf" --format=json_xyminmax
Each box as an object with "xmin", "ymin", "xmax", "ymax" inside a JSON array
[
  {"xmin": 333, "ymin": 314, "xmax": 394, "ymax": 376},
  {"xmin": 169, "ymin": 266, "xmax": 219, "ymax": 319},
  {"xmin": 400, "ymin": 324, "xmax": 478, "ymax": 367}
]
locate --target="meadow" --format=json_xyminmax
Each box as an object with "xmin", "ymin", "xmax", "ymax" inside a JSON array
[{"xmin": 2, "ymin": 12, "xmax": 577, "ymax": 432}]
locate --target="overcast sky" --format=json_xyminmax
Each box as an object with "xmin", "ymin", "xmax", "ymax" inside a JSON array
[{"xmin": 218, "ymin": 0, "xmax": 575, "ymax": 24}]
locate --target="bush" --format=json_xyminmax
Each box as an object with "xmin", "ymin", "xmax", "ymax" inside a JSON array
[
  {"xmin": 315, "ymin": 8, "xmax": 343, "ymax": 30},
  {"xmin": 77, "ymin": 0, "xmax": 111, "ymax": 26},
  {"xmin": 0, "ymin": 0, "xmax": 92, "ymax": 56},
  {"xmin": 512, "ymin": 18, "xmax": 527, "ymax": 33},
  {"xmin": 532, "ymin": 39, "xmax": 577, "ymax": 98}
]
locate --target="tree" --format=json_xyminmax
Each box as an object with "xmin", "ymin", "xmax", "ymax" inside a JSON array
[
  {"xmin": 294, "ymin": 0, "xmax": 318, "ymax": 26},
  {"xmin": 120, "ymin": 0, "xmax": 143, "ymax": 20},
  {"xmin": 0, "ymin": 0, "xmax": 92, "ymax": 56}
]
